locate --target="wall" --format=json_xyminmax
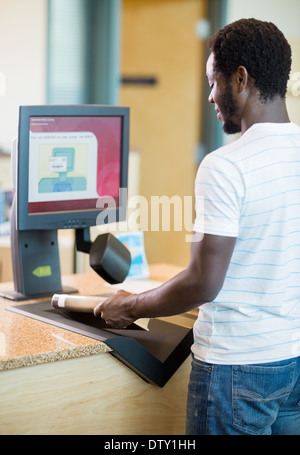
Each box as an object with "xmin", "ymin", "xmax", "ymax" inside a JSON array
[
  {"xmin": 0, "ymin": 0, "xmax": 47, "ymax": 186},
  {"xmin": 0, "ymin": 0, "xmax": 73, "ymax": 281},
  {"xmin": 120, "ymin": 0, "xmax": 207, "ymax": 267}
]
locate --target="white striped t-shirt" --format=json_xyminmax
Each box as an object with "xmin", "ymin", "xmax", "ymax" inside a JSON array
[{"xmin": 192, "ymin": 122, "xmax": 300, "ymax": 364}]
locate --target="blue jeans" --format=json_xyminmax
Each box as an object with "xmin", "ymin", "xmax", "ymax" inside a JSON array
[{"xmin": 186, "ymin": 355, "xmax": 300, "ymax": 435}]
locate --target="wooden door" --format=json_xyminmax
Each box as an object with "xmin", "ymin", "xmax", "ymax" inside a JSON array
[{"xmin": 121, "ymin": 0, "xmax": 207, "ymax": 267}]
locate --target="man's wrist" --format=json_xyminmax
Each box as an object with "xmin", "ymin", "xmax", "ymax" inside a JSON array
[{"xmin": 129, "ymin": 292, "xmax": 147, "ymax": 320}]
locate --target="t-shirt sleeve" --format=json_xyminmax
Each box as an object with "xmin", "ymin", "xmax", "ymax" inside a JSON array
[{"xmin": 193, "ymin": 152, "xmax": 244, "ymax": 237}]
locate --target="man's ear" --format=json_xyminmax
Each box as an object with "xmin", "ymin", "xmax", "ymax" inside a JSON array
[{"xmin": 236, "ymin": 65, "xmax": 248, "ymax": 92}]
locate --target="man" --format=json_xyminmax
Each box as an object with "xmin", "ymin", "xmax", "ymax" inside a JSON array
[{"xmin": 94, "ymin": 18, "xmax": 300, "ymax": 435}]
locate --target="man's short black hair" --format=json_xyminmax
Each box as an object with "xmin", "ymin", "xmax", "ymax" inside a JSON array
[{"xmin": 208, "ymin": 18, "xmax": 292, "ymax": 103}]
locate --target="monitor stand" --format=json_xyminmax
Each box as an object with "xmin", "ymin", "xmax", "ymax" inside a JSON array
[{"xmin": 0, "ymin": 200, "xmax": 77, "ymax": 301}]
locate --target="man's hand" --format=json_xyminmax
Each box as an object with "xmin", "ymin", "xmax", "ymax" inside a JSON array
[{"xmin": 93, "ymin": 290, "xmax": 138, "ymax": 329}]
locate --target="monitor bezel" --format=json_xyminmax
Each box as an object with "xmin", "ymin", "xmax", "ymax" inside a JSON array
[{"xmin": 16, "ymin": 104, "xmax": 130, "ymax": 231}]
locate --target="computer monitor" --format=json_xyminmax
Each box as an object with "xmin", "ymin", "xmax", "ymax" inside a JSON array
[{"xmin": 2, "ymin": 105, "xmax": 130, "ymax": 300}]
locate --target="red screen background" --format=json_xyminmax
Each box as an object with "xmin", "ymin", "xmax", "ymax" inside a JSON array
[{"xmin": 28, "ymin": 116, "xmax": 122, "ymax": 214}]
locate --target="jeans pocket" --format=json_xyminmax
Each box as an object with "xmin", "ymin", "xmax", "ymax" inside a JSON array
[{"xmin": 232, "ymin": 363, "xmax": 295, "ymax": 434}]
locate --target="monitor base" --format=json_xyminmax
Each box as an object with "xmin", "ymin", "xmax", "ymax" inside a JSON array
[{"xmin": 0, "ymin": 285, "xmax": 78, "ymax": 301}]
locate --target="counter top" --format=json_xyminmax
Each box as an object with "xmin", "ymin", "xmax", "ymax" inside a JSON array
[{"xmin": 0, "ymin": 263, "xmax": 182, "ymax": 372}]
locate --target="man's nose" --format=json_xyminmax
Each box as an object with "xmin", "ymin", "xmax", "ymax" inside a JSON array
[{"xmin": 208, "ymin": 91, "xmax": 214, "ymax": 104}]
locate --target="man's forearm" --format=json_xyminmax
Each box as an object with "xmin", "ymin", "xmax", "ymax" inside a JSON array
[{"xmin": 132, "ymin": 268, "xmax": 210, "ymax": 319}]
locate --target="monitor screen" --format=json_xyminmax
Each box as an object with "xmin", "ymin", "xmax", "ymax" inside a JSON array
[{"xmin": 16, "ymin": 105, "xmax": 129, "ymax": 231}]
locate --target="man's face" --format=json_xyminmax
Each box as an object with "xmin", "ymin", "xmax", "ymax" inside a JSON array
[{"xmin": 206, "ymin": 53, "xmax": 241, "ymax": 135}]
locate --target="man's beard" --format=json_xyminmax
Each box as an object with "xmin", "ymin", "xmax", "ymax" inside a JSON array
[{"xmin": 220, "ymin": 81, "xmax": 241, "ymax": 135}]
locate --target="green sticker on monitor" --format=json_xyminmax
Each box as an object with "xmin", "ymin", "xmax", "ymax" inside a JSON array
[{"xmin": 32, "ymin": 265, "xmax": 52, "ymax": 278}]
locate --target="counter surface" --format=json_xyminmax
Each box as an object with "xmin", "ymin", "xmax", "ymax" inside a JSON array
[{"xmin": 0, "ymin": 263, "xmax": 182, "ymax": 372}]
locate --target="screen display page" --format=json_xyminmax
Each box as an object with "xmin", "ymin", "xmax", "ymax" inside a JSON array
[{"xmin": 28, "ymin": 116, "xmax": 122, "ymax": 215}]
